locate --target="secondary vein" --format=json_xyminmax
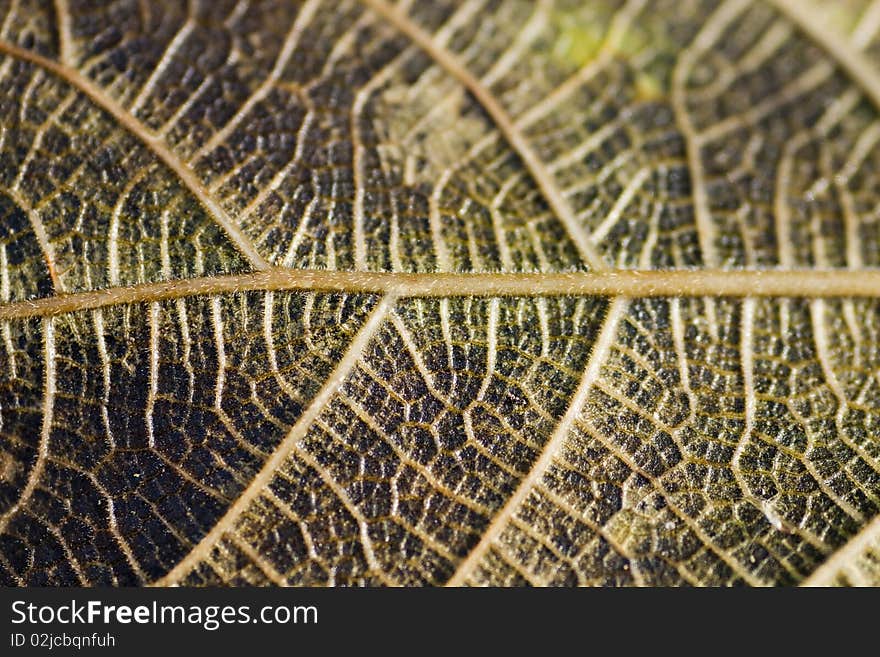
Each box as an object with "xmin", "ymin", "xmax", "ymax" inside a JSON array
[{"xmin": 0, "ymin": 38, "xmax": 271, "ymax": 272}]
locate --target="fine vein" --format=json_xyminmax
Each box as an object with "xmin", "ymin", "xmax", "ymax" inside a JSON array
[
  {"xmin": 768, "ymin": 0, "xmax": 880, "ymax": 114},
  {"xmin": 446, "ymin": 297, "xmax": 628, "ymax": 586},
  {"xmin": 802, "ymin": 513, "xmax": 880, "ymax": 586},
  {"xmin": 153, "ymin": 295, "xmax": 396, "ymax": 585},
  {"xmin": 0, "ymin": 38, "xmax": 270, "ymax": 271},
  {"xmin": 358, "ymin": 0, "xmax": 609, "ymax": 272}
]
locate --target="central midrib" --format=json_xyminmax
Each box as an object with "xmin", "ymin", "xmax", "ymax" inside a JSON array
[{"xmin": 2, "ymin": 268, "xmax": 880, "ymax": 321}]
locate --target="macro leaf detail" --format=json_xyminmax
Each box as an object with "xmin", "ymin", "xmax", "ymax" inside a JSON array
[{"xmin": 0, "ymin": 0, "xmax": 879, "ymax": 586}]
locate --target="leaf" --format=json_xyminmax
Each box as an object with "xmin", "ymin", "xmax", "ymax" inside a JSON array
[{"xmin": 0, "ymin": 0, "xmax": 879, "ymax": 587}]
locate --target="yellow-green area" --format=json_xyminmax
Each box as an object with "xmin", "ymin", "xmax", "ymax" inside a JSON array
[{"xmin": 550, "ymin": 4, "xmax": 670, "ymax": 100}]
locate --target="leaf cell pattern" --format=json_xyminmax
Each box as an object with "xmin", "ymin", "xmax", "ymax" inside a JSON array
[{"xmin": 0, "ymin": 0, "xmax": 879, "ymax": 586}]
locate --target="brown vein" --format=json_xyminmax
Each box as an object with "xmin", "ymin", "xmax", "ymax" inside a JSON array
[
  {"xmin": 5, "ymin": 269, "xmax": 880, "ymax": 322},
  {"xmin": 5, "ymin": 188, "xmax": 61, "ymax": 291}
]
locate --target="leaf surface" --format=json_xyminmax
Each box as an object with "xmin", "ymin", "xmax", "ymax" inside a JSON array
[{"xmin": 1, "ymin": 0, "xmax": 880, "ymax": 586}]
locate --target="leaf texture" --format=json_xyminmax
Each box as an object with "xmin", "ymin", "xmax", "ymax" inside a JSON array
[{"xmin": 0, "ymin": 0, "xmax": 880, "ymax": 586}]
